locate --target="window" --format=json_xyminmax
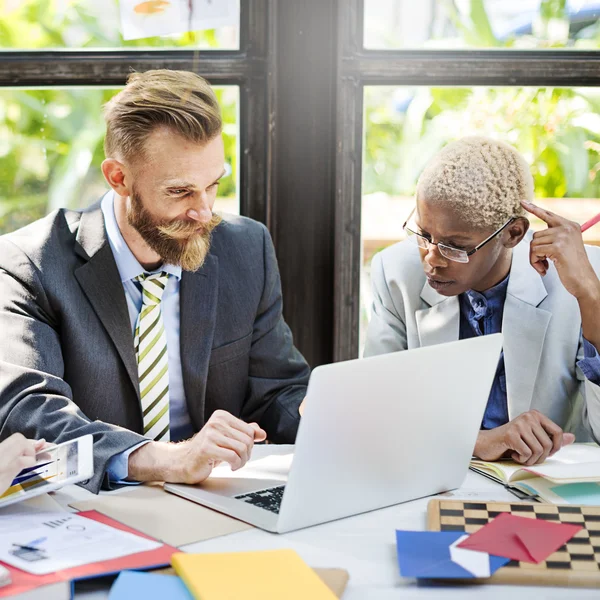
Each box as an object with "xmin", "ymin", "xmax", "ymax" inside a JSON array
[
  {"xmin": 0, "ymin": 2, "xmax": 269, "ymax": 234},
  {"xmin": 360, "ymin": 84, "xmax": 600, "ymax": 352},
  {"xmin": 364, "ymin": 0, "xmax": 600, "ymax": 50},
  {"xmin": 0, "ymin": 86, "xmax": 239, "ymax": 234},
  {"xmin": 0, "ymin": 0, "xmax": 240, "ymax": 50}
]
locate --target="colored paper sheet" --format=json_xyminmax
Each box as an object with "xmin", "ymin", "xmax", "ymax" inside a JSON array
[
  {"xmin": 109, "ymin": 571, "xmax": 192, "ymax": 600},
  {"xmin": 458, "ymin": 513, "xmax": 582, "ymax": 563},
  {"xmin": 396, "ymin": 531, "xmax": 509, "ymax": 579},
  {"xmin": 120, "ymin": 0, "xmax": 237, "ymax": 41},
  {"xmin": 550, "ymin": 482, "xmax": 600, "ymax": 505},
  {"xmin": 172, "ymin": 549, "xmax": 337, "ymax": 600}
]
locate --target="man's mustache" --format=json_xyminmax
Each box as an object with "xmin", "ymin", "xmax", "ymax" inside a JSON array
[{"xmin": 156, "ymin": 215, "xmax": 221, "ymax": 240}]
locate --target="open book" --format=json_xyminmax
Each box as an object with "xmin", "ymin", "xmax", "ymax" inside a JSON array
[{"xmin": 470, "ymin": 443, "xmax": 600, "ymax": 505}]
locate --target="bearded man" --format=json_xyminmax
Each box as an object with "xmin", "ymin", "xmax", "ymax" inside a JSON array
[{"xmin": 0, "ymin": 70, "xmax": 309, "ymax": 493}]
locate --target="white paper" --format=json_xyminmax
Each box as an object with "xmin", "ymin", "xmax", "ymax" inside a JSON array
[
  {"xmin": 0, "ymin": 512, "xmax": 160, "ymax": 575},
  {"xmin": 210, "ymin": 453, "xmax": 293, "ymax": 481},
  {"xmin": 524, "ymin": 444, "xmax": 600, "ymax": 482},
  {"xmin": 449, "ymin": 535, "xmax": 491, "ymax": 578},
  {"xmin": 120, "ymin": 0, "xmax": 238, "ymax": 41}
]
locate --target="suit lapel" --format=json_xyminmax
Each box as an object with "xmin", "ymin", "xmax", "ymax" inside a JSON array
[
  {"xmin": 503, "ymin": 238, "xmax": 551, "ymax": 419},
  {"xmin": 179, "ymin": 254, "xmax": 219, "ymax": 431},
  {"xmin": 416, "ymin": 282, "xmax": 460, "ymax": 347},
  {"xmin": 73, "ymin": 206, "xmax": 140, "ymax": 398}
]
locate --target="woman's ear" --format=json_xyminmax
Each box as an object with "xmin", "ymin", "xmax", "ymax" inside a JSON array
[{"xmin": 503, "ymin": 217, "xmax": 530, "ymax": 249}]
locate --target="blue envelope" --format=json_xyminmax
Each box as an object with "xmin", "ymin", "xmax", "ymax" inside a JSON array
[{"xmin": 396, "ymin": 530, "xmax": 510, "ymax": 579}]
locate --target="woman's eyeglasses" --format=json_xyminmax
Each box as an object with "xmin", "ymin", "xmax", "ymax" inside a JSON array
[{"xmin": 402, "ymin": 207, "xmax": 515, "ymax": 264}]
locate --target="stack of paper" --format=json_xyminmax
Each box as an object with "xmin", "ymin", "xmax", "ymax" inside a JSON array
[
  {"xmin": 470, "ymin": 443, "xmax": 600, "ymax": 504},
  {"xmin": 397, "ymin": 512, "xmax": 582, "ymax": 580}
]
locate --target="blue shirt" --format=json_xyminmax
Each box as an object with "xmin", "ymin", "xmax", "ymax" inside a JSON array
[
  {"xmin": 102, "ymin": 192, "xmax": 194, "ymax": 482},
  {"xmin": 459, "ymin": 275, "xmax": 600, "ymax": 430}
]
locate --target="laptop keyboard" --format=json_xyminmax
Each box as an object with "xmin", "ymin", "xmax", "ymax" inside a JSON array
[{"xmin": 234, "ymin": 485, "xmax": 285, "ymax": 514}]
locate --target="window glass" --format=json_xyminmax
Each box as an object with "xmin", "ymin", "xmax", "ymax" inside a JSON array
[
  {"xmin": 364, "ymin": 0, "xmax": 600, "ymax": 50},
  {"xmin": 0, "ymin": 0, "xmax": 239, "ymax": 50},
  {"xmin": 0, "ymin": 85, "xmax": 239, "ymax": 234}
]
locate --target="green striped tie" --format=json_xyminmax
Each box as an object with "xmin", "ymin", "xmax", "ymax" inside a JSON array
[{"xmin": 134, "ymin": 271, "xmax": 170, "ymax": 442}]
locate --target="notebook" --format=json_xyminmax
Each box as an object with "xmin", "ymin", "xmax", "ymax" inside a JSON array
[
  {"xmin": 470, "ymin": 443, "xmax": 600, "ymax": 504},
  {"xmin": 171, "ymin": 549, "xmax": 338, "ymax": 600},
  {"xmin": 108, "ymin": 571, "xmax": 192, "ymax": 600}
]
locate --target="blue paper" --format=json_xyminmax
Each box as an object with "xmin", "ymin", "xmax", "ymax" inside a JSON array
[
  {"xmin": 396, "ymin": 530, "xmax": 509, "ymax": 579},
  {"xmin": 108, "ymin": 571, "xmax": 193, "ymax": 600},
  {"xmin": 550, "ymin": 482, "xmax": 600, "ymax": 505}
]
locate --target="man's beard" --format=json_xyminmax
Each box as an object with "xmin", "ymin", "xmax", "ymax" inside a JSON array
[{"xmin": 127, "ymin": 186, "xmax": 222, "ymax": 272}]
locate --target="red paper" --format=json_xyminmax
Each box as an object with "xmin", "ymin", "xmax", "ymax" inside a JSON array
[
  {"xmin": 0, "ymin": 510, "xmax": 177, "ymax": 598},
  {"xmin": 457, "ymin": 512, "xmax": 582, "ymax": 564}
]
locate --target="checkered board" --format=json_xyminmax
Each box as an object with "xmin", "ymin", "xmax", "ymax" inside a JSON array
[{"xmin": 427, "ymin": 499, "xmax": 600, "ymax": 587}]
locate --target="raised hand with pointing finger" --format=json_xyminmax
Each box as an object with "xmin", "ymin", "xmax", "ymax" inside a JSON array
[
  {"xmin": 521, "ymin": 200, "xmax": 600, "ymax": 355},
  {"xmin": 521, "ymin": 200, "xmax": 600, "ymax": 299}
]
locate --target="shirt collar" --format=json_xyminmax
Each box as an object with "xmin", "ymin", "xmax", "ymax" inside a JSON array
[
  {"xmin": 100, "ymin": 191, "xmax": 182, "ymax": 283},
  {"xmin": 463, "ymin": 274, "xmax": 510, "ymax": 318}
]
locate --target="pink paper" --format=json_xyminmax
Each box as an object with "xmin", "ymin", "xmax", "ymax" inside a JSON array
[{"xmin": 457, "ymin": 512, "xmax": 582, "ymax": 564}]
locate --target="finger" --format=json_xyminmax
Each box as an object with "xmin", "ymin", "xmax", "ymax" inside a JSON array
[
  {"xmin": 529, "ymin": 245, "xmax": 549, "ymax": 275},
  {"xmin": 212, "ymin": 411, "xmax": 256, "ymax": 439},
  {"xmin": 521, "ymin": 201, "xmax": 563, "ymax": 227},
  {"xmin": 562, "ymin": 433, "xmax": 576, "ymax": 447},
  {"xmin": 530, "ymin": 243, "xmax": 559, "ymax": 261},
  {"xmin": 537, "ymin": 415, "xmax": 564, "ymax": 456},
  {"xmin": 33, "ymin": 439, "xmax": 47, "ymax": 452},
  {"xmin": 1, "ymin": 434, "xmax": 36, "ymax": 460},
  {"xmin": 531, "ymin": 228, "xmax": 558, "ymax": 242},
  {"xmin": 508, "ymin": 435, "xmax": 533, "ymax": 464},
  {"xmin": 530, "ymin": 423, "xmax": 554, "ymax": 464},
  {"xmin": 216, "ymin": 424, "xmax": 255, "ymax": 453},
  {"xmin": 519, "ymin": 430, "xmax": 544, "ymax": 466},
  {"xmin": 211, "ymin": 432, "xmax": 251, "ymax": 469},
  {"xmin": 209, "ymin": 447, "xmax": 244, "ymax": 471},
  {"xmin": 249, "ymin": 423, "xmax": 267, "ymax": 442}
]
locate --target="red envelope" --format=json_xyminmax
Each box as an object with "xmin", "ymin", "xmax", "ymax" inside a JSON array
[{"xmin": 457, "ymin": 513, "xmax": 582, "ymax": 564}]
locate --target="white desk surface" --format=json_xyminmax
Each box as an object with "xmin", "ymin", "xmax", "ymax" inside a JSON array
[{"xmin": 49, "ymin": 446, "xmax": 599, "ymax": 600}]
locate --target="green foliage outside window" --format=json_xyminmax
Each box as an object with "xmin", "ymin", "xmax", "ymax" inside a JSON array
[
  {"xmin": 363, "ymin": 1, "xmax": 600, "ymax": 201},
  {"xmin": 0, "ymin": 0, "xmax": 238, "ymax": 234}
]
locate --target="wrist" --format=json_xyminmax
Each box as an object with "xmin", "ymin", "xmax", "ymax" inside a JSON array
[
  {"xmin": 473, "ymin": 429, "xmax": 504, "ymax": 461},
  {"xmin": 574, "ymin": 272, "xmax": 600, "ymax": 303},
  {"xmin": 127, "ymin": 440, "xmax": 182, "ymax": 482}
]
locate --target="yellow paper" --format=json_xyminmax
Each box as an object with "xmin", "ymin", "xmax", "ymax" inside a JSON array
[{"xmin": 172, "ymin": 549, "xmax": 338, "ymax": 600}]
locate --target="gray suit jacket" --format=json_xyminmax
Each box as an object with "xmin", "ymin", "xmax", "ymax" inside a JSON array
[
  {"xmin": 0, "ymin": 203, "xmax": 309, "ymax": 493},
  {"xmin": 364, "ymin": 233, "xmax": 600, "ymax": 443}
]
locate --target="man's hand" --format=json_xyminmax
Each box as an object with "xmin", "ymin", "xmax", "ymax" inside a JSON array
[
  {"xmin": 521, "ymin": 201, "xmax": 599, "ymax": 300},
  {"xmin": 128, "ymin": 410, "xmax": 267, "ymax": 484},
  {"xmin": 474, "ymin": 410, "xmax": 575, "ymax": 466},
  {"xmin": 0, "ymin": 433, "xmax": 45, "ymax": 496}
]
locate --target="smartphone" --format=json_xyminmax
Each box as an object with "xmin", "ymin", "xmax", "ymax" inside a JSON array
[{"xmin": 0, "ymin": 435, "xmax": 94, "ymax": 510}]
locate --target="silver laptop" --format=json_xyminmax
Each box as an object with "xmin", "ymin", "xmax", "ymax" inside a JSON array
[{"xmin": 165, "ymin": 333, "xmax": 503, "ymax": 533}]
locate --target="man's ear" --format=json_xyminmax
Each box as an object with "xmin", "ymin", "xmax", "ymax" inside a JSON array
[
  {"xmin": 503, "ymin": 217, "xmax": 530, "ymax": 249},
  {"xmin": 101, "ymin": 158, "xmax": 132, "ymax": 197}
]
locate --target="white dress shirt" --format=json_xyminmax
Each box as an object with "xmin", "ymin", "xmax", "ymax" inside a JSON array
[{"xmin": 102, "ymin": 192, "xmax": 194, "ymax": 482}]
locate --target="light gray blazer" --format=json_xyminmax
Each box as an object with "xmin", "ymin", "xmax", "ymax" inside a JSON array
[
  {"xmin": 364, "ymin": 233, "xmax": 600, "ymax": 443},
  {"xmin": 0, "ymin": 203, "xmax": 309, "ymax": 493}
]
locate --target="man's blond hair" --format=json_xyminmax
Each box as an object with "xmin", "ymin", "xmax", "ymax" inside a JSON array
[
  {"xmin": 103, "ymin": 69, "xmax": 222, "ymax": 163},
  {"xmin": 416, "ymin": 136, "xmax": 533, "ymax": 230}
]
